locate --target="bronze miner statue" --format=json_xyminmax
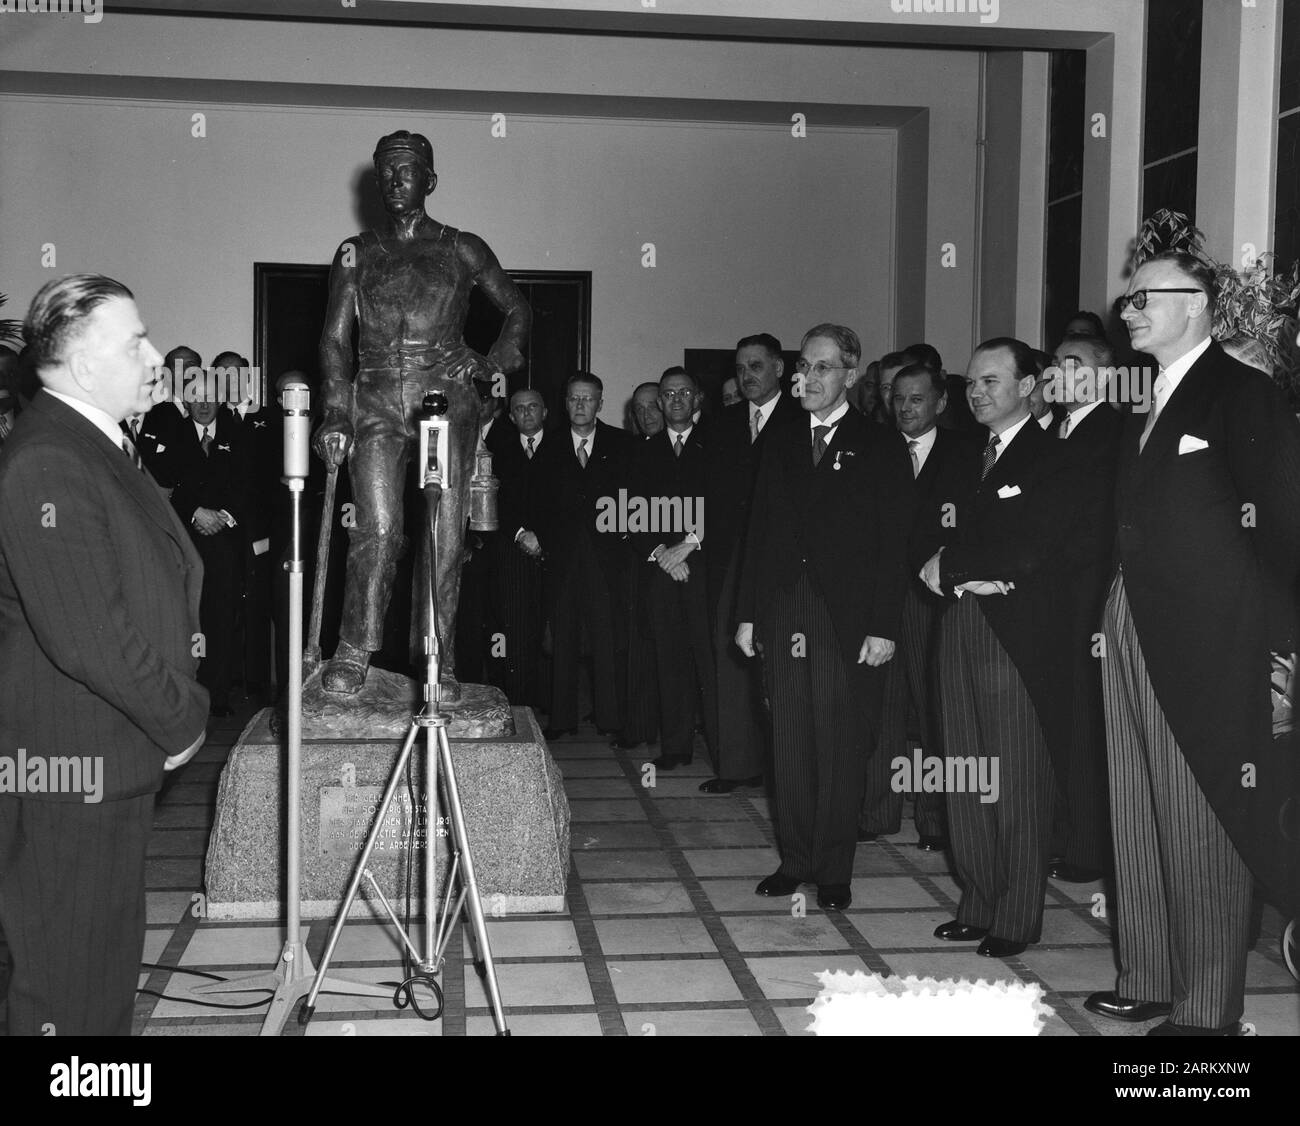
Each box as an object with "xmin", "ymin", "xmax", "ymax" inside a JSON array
[{"xmin": 312, "ymin": 130, "xmax": 531, "ymax": 698}]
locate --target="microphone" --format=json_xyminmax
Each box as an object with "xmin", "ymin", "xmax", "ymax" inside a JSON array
[
  {"xmin": 281, "ymin": 378, "xmax": 311, "ymax": 480},
  {"xmin": 417, "ymin": 391, "xmax": 451, "ymax": 491}
]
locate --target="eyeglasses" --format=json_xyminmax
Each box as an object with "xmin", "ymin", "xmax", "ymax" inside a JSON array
[
  {"xmin": 660, "ymin": 389, "xmax": 695, "ymax": 400},
  {"xmin": 566, "ymin": 395, "xmax": 598, "ymax": 405},
  {"xmin": 794, "ymin": 360, "xmax": 851, "ymax": 378},
  {"xmin": 1115, "ymin": 288, "xmax": 1203, "ymax": 313}
]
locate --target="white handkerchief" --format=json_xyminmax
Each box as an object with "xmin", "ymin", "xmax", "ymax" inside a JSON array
[
  {"xmin": 1178, "ymin": 434, "xmax": 1209, "ymax": 454},
  {"xmin": 155, "ymin": 443, "xmax": 166, "ymax": 453},
  {"xmin": 996, "ymin": 484, "xmax": 1022, "ymax": 499},
  {"xmin": 253, "ymin": 538, "xmax": 270, "ymax": 556}
]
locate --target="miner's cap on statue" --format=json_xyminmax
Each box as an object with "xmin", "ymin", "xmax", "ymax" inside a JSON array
[{"xmin": 373, "ymin": 130, "xmax": 434, "ymax": 171}]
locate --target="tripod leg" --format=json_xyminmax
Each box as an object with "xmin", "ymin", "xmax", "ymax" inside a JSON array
[
  {"xmin": 301, "ymin": 722, "xmax": 421, "ymax": 1021},
  {"xmin": 437, "ymin": 725, "xmax": 510, "ymax": 1034}
]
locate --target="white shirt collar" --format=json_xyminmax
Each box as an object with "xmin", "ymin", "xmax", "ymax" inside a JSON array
[
  {"xmin": 521, "ymin": 430, "xmax": 543, "ymax": 450},
  {"xmin": 1036, "ymin": 411, "xmax": 1054, "ymax": 430},
  {"xmin": 809, "ymin": 400, "xmax": 851, "ymax": 433},
  {"xmin": 572, "ymin": 428, "xmax": 595, "ymax": 454},
  {"xmin": 750, "ymin": 394, "xmax": 781, "ymax": 429},
  {"xmin": 1061, "ymin": 400, "xmax": 1105, "ymax": 437},
  {"xmin": 45, "ymin": 388, "xmax": 126, "ymax": 451},
  {"xmin": 667, "ymin": 424, "xmax": 693, "ymax": 446},
  {"xmin": 906, "ymin": 424, "xmax": 938, "ymax": 455},
  {"xmin": 990, "ymin": 410, "xmax": 1033, "ymax": 461},
  {"xmin": 1159, "ymin": 336, "xmax": 1213, "ymax": 399},
  {"xmin": 195, "ymin": 419, "xmax": 215, "ymax": 439}
]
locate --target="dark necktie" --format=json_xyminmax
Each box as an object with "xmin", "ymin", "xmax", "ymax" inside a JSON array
[
  {"xmin": 577, "ymin": 437, "xmax": 589, "ymax": 468},
  {"xmin": 980, "ymin": 434, "xmax": 1001, "ymax": 481},
  {"xmin": 812, "ymin": 424, "xmax": 831, "ymax": 467},
  {"xmin": 526, "ymin": 436, "xmax": 535, "ymax": 460},
  {"xmin": 201, "ymin": 425, "xmax": 213, "ymax": 456},
  {"xmin": 674, "ymin": 433, "xmax": 685, "ymax": 458},
  {"xmin": 120, "ymin": 435, "xmax": 145, "ymax": 473}
]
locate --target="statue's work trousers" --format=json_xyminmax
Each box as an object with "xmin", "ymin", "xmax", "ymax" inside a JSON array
[{"xmin": 339, "ymin": 363, "xmax": 479, "ymax": 675}]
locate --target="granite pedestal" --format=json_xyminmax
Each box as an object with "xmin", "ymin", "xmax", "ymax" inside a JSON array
[{"xmin": 203, "ymin": 692, "xmax": 570, "ymax": 921}]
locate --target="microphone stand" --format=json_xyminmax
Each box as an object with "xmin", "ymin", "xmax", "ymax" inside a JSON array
[{"xmin": 194, "ymin": 400, "xmax": 387, "ymax": 1033}]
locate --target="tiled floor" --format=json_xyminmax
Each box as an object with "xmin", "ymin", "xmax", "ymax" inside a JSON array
[{"xmin": 130, "ymin": 698, "xmax": 1300, "ymax": 1037}]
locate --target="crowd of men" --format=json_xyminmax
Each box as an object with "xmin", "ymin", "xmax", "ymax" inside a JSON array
[{"xmin": 2, "ymin": 251, "xmax": 1299, "ymax": 1037}]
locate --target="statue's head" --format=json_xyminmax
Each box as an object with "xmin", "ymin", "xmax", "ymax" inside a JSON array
[{"xmin": 373, "ymin": 131, "xmax": 436, "ymax": 216}]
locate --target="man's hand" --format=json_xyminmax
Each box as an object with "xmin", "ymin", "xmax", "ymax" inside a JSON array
[
  {"xmin": 858, "ymin": 636, "xmax": 896, "ymax": 666},
  {"xmin": 164, "ymin": 728, "xmax": 206, "ymax": 772},
  {"xmin": 192, "ymin": 507, "xmax": 226, "ymax": 536},
  {"xmin": 920, "ymin": 548, "xmax": 945, "ymax": 596},
  {"xmin": 443, "ymin": 344, "xmax": 495, "ymax": 384},
  {"xmin": 311, "ymin": 418, "xmax": 352, "ymax": 468},
  {"xmin": 735, "ymin": 622, "xmax": 761, "ymax": 658},
  {"xmin": 517, "ymin": 530, "xmax": 542, "ymax": 557}
]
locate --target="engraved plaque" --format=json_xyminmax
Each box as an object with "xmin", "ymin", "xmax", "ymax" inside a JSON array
[{"xmin": 318, "ymin": 785, "xmax": 443, "ymax": 858}]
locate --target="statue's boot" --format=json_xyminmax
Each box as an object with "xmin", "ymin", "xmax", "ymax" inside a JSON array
[
  {"xmin": 322, "ymin": 639, "xmax": 371, "ymax": 695},
  {"xmin": 438, "ymin": 674, "xmax": 462, "ymax": 704}
]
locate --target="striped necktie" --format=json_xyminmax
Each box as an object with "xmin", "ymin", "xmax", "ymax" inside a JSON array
[
  {"xmin": 980, "ymin": 434, "xmax": 1000, "ymax": 480},
  {"xmin": 674, "ymin": 433, "xmax": 685, "ymax": 458},
  {"xmin": 526, "ymin": 436, "xmax": 535, "ymax": 460},
  {"xmin": 577, "ymin": 437, "xmax": 589, "ymax": 468}
]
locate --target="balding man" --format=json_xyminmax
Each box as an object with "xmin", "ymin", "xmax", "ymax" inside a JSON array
[
  {"xmin": 486, "ymin": 387, "xmax": 552, "ymax": 709},
  {"xmin": 699, "ymin": 332, "xmax": 801, "ymax": 792},
  {"xmin": 1085, "ymin": 252, "xmax": 1300, "ymax": 1035},
  {"xmin": 1045, "ymin": 333, "xmax": 1123, "ymax": 884},
  {"xmin": 736, "ymin": 323, "xmax": 912, "ymax": 911},
  {"xmin": 0, "ymin": 274, "xmax": 207, "ymax": 1034}
]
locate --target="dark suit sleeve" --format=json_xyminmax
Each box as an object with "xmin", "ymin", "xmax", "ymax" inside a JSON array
[
  {"xmin": 1229, "ymin": 375, "xmax": 1300, "ymax": 649},
  {"xmin": 734, "ymin": 437, "xmax": 775, "ymax": 626},
  {"xmin": 226, "ymin": 422, "xmax": 253, "ymax": 529},
  {"xmin": 0, "ymin": 444, "xmax": 208, "ymax": 754},
  {"xmin": 865, "ymin": 432, "xmax": 915, "ymax": 642}
]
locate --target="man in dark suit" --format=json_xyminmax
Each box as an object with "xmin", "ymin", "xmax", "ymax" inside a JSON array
[
  {"xmin": 628, "ymin": 370, "xmax": 718, "ymax": 770},
  {"xmin": 615, "ymin": 382, "xmax": 666, "ymax": 751},
  {"xmin": 1085, "ymin": 253, "xmax": 1300, "ymax": 1035},
  {"xmin": 0, "ymin": 274, "xmax": 208, "ymax": 1035},
  {"xmin": 536, "ymin": 372, "xmax": 634, "ymax": 739},
  {"xmin": 136, "ymin": 345, "xmax": 201, "ymax": 492},
  {"xmin": 487, "ymin": 387, "xmax": 551, "ymax": 710},
  {"xmin": 1045, "ymin": 333, "xmax": 1124, "ymax": 884},
  {"xmin": 920, "ymin": 337, "xmax": 1073, "ymax": 958},
  {"xmin": 699, "ymin": 333, "xmax": 802, "ymax": 793},
  {"xmin": 161, "ymin": 368, "xmax": 253, "ymax": 717},
  {"xmin": 859, "ymin": 363, "xmax": 980, "ymax": 848},
  {"xmin": 736, "ymin": 323, "xmax": 913, "ymax": 911}
]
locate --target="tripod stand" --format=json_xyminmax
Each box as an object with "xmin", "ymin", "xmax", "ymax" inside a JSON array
[{"xmin": 297, "ymin": 429, "xmax": 509, "ymax": 1034}]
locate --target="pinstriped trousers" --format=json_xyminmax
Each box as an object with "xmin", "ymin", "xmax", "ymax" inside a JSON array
[
  {"xmin": 761, "ymin": 573, "xmax": 873, "ymax": 885},
  {"xmin": 0, "ymin": 794, "xmax": 154, "ymax": 1036},
  {"xmin": 860, "ymin": 585, "xmax": 948, "ymax": 836},
  {"xmin": 1101, "ymin": 575, "xmax": 1251, "ymax": 1029},
  {"xmin": 940, "ymin": 594, "xmax": 1054, "ymax": 941}
]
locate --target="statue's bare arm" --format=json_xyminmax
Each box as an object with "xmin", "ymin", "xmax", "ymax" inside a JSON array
[
  {"xmin": 460, "ymin": 234, "xmax": 531, "ymax": 380},
  {"xmin": 314, "ymin": 239, "xmax": 360, "ymax": 465}
]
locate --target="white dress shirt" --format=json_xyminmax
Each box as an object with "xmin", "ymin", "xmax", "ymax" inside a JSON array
[
  {"xmin": 1155, "ymin": 335, "xmax": 1213, "ymax": 408},
  {"xmin": 990, "ymin": 410, "xmax": 1033, "ymax": 463},
  {"xmin": 571, "ymin": 428, "xmax": 595, "ymax": 458},
  {"xmin": 520, "ymin": 429, "xmax": 544, "ymax": 456},
  {"xmin": 1036, "ymin": 411, "xmax": 1054, "ymax": 431},
  {"xmin": 906, "ymin": 424, "xmax": 938, "ymax": 475},
  {"xmin": 1059, "ymin": 400, "xmax": 1105, "ymax": 439},
  {"xmin": 749, "ymin": 394, "xmax": 781, "ymax": 439},
  {"xmin": 809, "ymin": 400, "xmax": 851, "ymax": 446}
]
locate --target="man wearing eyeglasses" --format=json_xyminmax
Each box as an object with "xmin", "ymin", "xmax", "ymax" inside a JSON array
[
  {"xmin": 735, "ymin": 324, "xmax": 913, "ymax": 911},
  {"xmin": 1084, "ymin": 252, "xmax": 1300, "ymax": 1036},
  {"xmin": 536, "ymin": 372, "xmax": 634, "ymax": 741}
]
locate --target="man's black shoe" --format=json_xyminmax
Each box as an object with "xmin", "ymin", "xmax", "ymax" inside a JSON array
[
  {"xmin": 817, "ymin": 883, "xmax": 852, "ymax": 911},
  {"xmin": 1049, "ymin": 861, "xmax": 1107, "ymax": 883},
  {"xmin": 755, "ymin": 871, "xmax": 801, "ymax": 897},
  {"xmin": 1147, "ymin": 1020, "xmax": 1241, "ymax": 1037},
  {"xmin": 699, "ymin": 774, "xmax": 763, "ymax": 794},
  {"xmin": 542, "ymin": 727, "xmax": 577, "ymax": 741},
  {"xmin": 933, "ymin": 921, "xmax": 987, "ymax": 942},
  {"xmin": 652, "ymin": 754, "xmax": 691, "ymax": 771},
  {"xmin": 917, "ymin": 835, "xmax": 948, "ymax": 852},
  {"xmin": 1083, "ymin": 992, "xmax": 1172, "ymax": 1023},
  {"xmin": 977, "ymin": 935, "xmax": 1028, "ymax": 958}
]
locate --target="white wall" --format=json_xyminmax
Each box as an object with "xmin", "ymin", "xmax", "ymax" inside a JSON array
[{"xmin": 0, "ymin": 96, "xmax": 893, "ymax": 412}]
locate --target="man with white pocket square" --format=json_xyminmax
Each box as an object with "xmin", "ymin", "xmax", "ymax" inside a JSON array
[
  {"xmin": 919, "ymin": 338, "xmax": 1074, "ymax": 958},
  {"xmin": 1083, "ymin": 252, "xmax": 1300, "ymax": 1036}
]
